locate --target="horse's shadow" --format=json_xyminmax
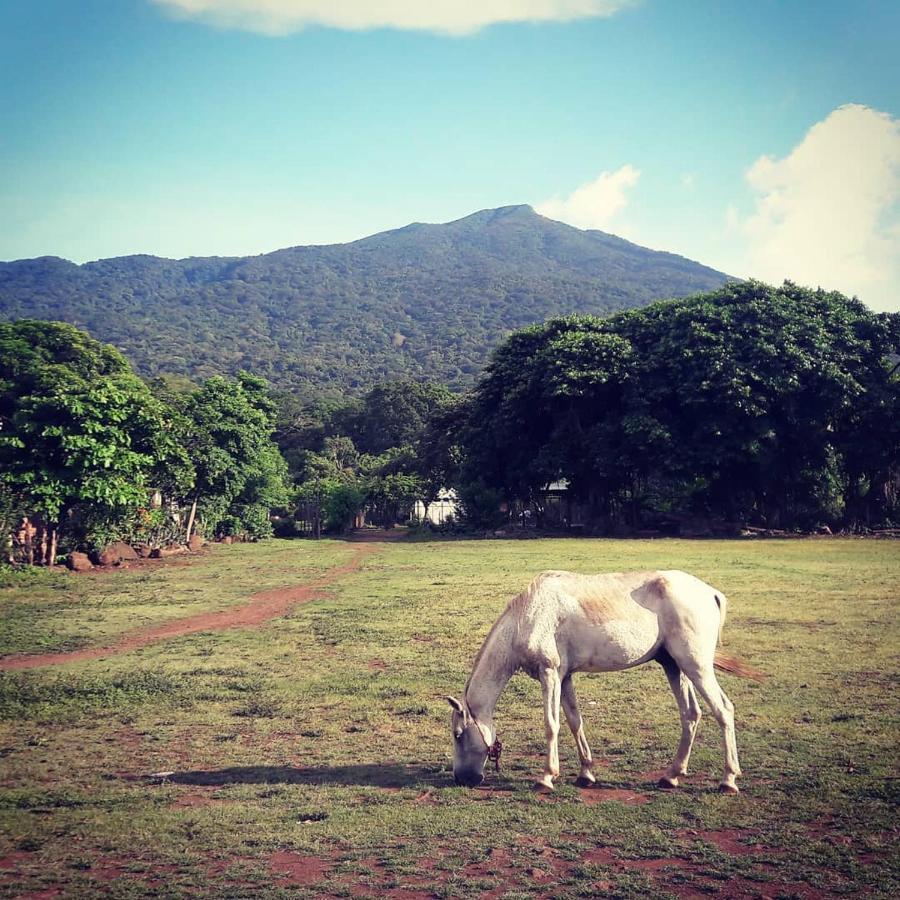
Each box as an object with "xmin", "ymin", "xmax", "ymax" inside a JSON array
[{"xmin": 150, "ymin": 763, "xmax": 448, "ymax": 790}]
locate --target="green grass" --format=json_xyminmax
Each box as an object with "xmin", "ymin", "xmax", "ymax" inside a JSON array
[
  {"xmin": 0, "ymin": 540, "xmax": 354, "ymax": 657},
  {"xmin": 0, "ymin": 536, "xmax": 897, "ymax": 898}
]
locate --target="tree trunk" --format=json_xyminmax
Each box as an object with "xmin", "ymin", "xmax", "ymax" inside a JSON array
[
  {"xmin": 23, "ymin": 517, "xmax": 34, "ymax": 566},
  {"xmin": 38, "ymin": 521, "xmax": 48, "ymax": 567},
  {"xmin": 185, "ymin": 496, "xmax": 199, "ymax": 543},
  {"xmin": 46, "ymin": 525, "xmax": 58, "ymax": 567}
]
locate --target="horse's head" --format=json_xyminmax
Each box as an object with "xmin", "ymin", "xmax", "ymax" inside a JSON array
[{"xmin": 446, "ymin": 696, "xmax": 496, "ymax": 787}]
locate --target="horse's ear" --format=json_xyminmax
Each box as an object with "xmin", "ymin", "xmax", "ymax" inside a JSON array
[{"xmin": 446, "ymin": 696, "xmax": 464, "ymax": 714}]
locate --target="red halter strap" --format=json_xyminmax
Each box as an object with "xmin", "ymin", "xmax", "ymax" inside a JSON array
[{"xmin": 468, "ymin": 709, "xmax": 503, "ymax": 773}]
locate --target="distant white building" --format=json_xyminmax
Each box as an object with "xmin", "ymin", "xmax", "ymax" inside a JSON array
[{"xmin": 412, "ymin": 488, "xmax": 459, "ymax": 524}]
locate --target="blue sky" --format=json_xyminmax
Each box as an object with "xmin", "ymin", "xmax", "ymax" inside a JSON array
[{"xmin": 2, "ymin": 0, "xmax": 898, "ymax": 309}]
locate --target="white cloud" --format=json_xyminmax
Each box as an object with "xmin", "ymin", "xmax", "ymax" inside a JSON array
[
  {"xmin": 734, "ymin": 104, "xmax": 900, "ymax": 312},
  {"xmin": 537, "ymin": 164, "xmax": 640, "ymax": 231},
  {"xmin": 150, "ymin": 0, "xmax": 634, "ymax": 36}
]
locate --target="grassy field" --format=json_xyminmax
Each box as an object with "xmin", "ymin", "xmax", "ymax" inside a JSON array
[{"xmin": 0, "ymin": 535, "xmax": 897, "ymax": 898}]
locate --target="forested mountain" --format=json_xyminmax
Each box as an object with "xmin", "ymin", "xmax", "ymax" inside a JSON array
[{"xmin": 0, "ymin": 205, "xmax": 730, "ymax": 394}]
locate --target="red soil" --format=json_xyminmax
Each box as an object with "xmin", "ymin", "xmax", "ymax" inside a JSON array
[
  {"xmin": 676, "ymin": 826, "xmax": 770, "ymax": 856},
  {"xmin": 269, "ymin": 850, "xmax": 332, "ymax": 886},
  {"xmin": 0, "ymin": 542, "xmax": 383, "ymax": 671}
]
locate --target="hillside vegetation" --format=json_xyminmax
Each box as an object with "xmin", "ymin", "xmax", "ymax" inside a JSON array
[{"xmin": 0, "ymin": 206, "xmax": 729, "ymax": 395}]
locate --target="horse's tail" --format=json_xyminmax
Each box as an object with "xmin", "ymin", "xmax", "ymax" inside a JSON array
[
  {"xmin": 712, "ymin": 591, "xmax": 766, "ymax": 681},
  {"xmin": 713, "ymin": 592, "xmax": 727, "ymax": 646},
  {"xmin": 714, "ymin": 650, "xmax": 766, "ymax": 681}
]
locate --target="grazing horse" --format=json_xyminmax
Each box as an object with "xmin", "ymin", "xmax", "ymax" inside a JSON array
[{"xmin": 447, "ymin": 569, "xmax": 761, "ymax": 794}]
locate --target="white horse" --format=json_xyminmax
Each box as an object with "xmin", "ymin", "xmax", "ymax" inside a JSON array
[{"xmin": 447, "ymin": 569, "xmax": 761, "ymax": 794}]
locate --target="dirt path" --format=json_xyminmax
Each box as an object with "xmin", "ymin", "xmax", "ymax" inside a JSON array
[{"xmin": 0, "ymin": 541, "xmax": 387, "ymax": 672}]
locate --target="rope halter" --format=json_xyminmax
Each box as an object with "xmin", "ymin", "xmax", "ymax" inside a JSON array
[{"xmin": 469, "ymin": 711, "xmax": 503, "ymax": 773}]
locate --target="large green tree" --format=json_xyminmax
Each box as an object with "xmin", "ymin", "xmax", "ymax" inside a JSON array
[
  {"xmin": 0, "ymin": 321, "xmax": 192, "ymax": 563},
  {"xmin": 180, "ymin": 373, "xmax": 289, "ymax": 539},
  {"xmin": 461, "ymin": 282, "xmax": 900, "ymax": 531},
  {"xmin": 339, "ymin": 380, "xmax": 456, "ymax": 455}
]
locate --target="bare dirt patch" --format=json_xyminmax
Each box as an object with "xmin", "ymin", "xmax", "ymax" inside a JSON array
[
  {"xmin": 676, "ymin": 826, "xmax": 768, "ymax": 856},
  {"xmin": 269, "ymin": 850, "xmax": 333, "ymax": 886},
  {"xmin": 582, "ymin": 846, "xmax": 618, "ymax": 867},
  {"xmin": 328, "ymin": 854, "xmax": 437, "ymax": 900},
  {"xmin": 169, "ymin": 790, "xmax": 217, "ymax": 809},
  {"xmin": 670, "ymin": 875, "xmax": 832, "ymax": 900},
  {"xmin": 112, "ymin": 724, "xmax": 146, "ymax": 751},
  {"xmin": 0, "ymin": 543, "xmax": 382, "ymax": 671},
  {"xmin": 0, "ymin": 852, "xmax": 32, "ymax": 872}
]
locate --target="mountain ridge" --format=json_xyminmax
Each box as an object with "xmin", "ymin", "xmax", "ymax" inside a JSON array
[{"xmin": 0, "ymin": 205, "xmax": 732, "ymax": 395}]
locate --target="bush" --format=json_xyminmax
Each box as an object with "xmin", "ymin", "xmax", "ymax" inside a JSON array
[
  {"xmin": 324, "ymin": 482, "xmax": 364, "ymax": 533},
  {"xmin": 457, "ymin": 480, "xmax": 507, "ymax": 530}
]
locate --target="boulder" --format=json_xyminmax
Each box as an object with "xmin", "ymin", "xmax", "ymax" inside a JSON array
[
  {"xmin": 132, "ymin": 543, "xmax": 152, "ymax": 558},
  {"xmin": 188, "ymin": 534, "xmax": 205, "ymax": 552},
  {"xmin": 150, "ymin": 545, "xmax": 188, "ymax": 559},
  {"xmin": 91, "ymin": 541, "xmax": 140, "ymax": 566},
  {"xmin": 66, "ymin": 551, "xmax": 93, "ymax": 572}
]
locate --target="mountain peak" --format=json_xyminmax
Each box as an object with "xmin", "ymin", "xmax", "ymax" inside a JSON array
[
  {"xmin": 0, "ymin": 205, "xmax": 731, "ymax": 395},
  {"xmin": 446, "ymin": 204, "xmax": 539, "ymax": 227}
]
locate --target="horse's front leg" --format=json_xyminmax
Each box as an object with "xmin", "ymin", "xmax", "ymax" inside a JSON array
[
  {"xmin": 536, "ymin": 666, "xmax": 562, "ymax": 791},
  {"xmin": 561, "ymin": 674, "xmax": 595, "ymax": 786}
]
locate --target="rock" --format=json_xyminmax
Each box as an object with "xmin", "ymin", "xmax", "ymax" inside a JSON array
[
  {"xmin": 66, "ymin": 551, "xmax": 93, "ymax": 572},
  {"xmin": 132, "ymin": 543, "xmax": 152, "ymax": 558},
  {"xmin": 188, "ymin": 534, "xmax": 205, "ymax": 552},
  {"xmin": 91, "ymin": 541, "xmax": 140, "ymax": 566},
  {"xmin": 220, "ymin": 536, "xmax": 234, "ymax": 545},
  {"xmin": 150, "ymin": 545, "xmax": 188, "ymax": 559}
]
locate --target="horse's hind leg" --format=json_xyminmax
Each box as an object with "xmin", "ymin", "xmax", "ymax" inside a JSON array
[
  {"xmin": 680, "ymin": 663, "xmax": 741, "ymax": 793},
  {"xmin": 657, "ymin": 650, "xmax": 701, "ymax": 789},
  {"xmin": 560, "ymin": 675, "xmax": 595, "ymax": 786}
]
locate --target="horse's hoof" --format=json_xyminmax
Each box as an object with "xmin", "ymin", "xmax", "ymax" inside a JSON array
[
  {"xmin": 717, "ymin": 783, "xmax": 740, "ymax": 795},
  {"xmin": 532, "ymin": 781, "xmax": 555, "ymax": 794},
  {"xmin": 657, "ymin": 776, "xmax": 679, "ymax": 789},
  {"xmin": 574, "ymin": 775, "xmax": 595, "ymax": 788}
]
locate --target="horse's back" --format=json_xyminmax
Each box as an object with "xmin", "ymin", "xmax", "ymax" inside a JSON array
[{"xmin": 510, "ymin": 569, "xmax": 722, "ymax": 674}]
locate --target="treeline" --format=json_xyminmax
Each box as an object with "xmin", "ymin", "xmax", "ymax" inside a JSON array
[
  {"xmin": 458, "ymin": 281, "xmax": 900, "ymax": 531},
  {"xmin": 272, "ymin": 380, "xmax": 457, "ymax": 534},
  {"xmin": 0, "ymin": 321, "xmax": 289, "ymax": 564},
  {"xmin": 0, "ymin": 320, "xmax": 454, "ymax": 563},
  {"xmin": 261, "ymin": 280, "xmax": 900, "ymax": 536},
  {"xmin": 3, "ymin": 281, "xmax": 898, "ymax": 564}
]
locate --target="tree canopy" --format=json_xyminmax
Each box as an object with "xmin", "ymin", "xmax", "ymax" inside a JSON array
[
  {"xmin": 460, "ymin": 282, "xmax": 900, "ymax": 530},
  {"xmin": 2, "ymin": 321, "xmax": 289, "ymax": 563}
]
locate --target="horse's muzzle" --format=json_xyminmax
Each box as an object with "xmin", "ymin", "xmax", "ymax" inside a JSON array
[{"xmin": 453, "ymin": 772, "xmax": 484, "ymax": 788}]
